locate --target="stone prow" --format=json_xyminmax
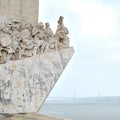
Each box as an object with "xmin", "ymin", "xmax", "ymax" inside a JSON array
[{"xmin": 0, "ymin": 47, "xmax": 74, "ymax": 113}]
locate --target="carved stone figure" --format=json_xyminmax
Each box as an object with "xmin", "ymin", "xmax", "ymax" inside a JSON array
[
  {"xmin": 0, "ymin": 16, "xmax": 70, "ymax": 64},
  {"xmin": 44, "ymin": 22, "xmax": 57, "ymax": 51},
  {"xmin": 44, "ymin": 22, "xmax": 54, "ymax": 41},
  {"xmin": 2, "ymin": 19, "xmax": 12, "ymax": 35},
  {"xmin": 33, "ymin": 22, "xmax": 46, "ymax": 41},
  {"xmin": 20, "ymin": 23, "xmax": 34, "ymax": 57},
  {"xmin": 32, "ymin": 22, "xmax": 47, "ymax": 53},
  {"xmin": 11, "ymin": 19, "xmax": 21, "ymax": 32},
  {"xmin": 11, "ymin": 32, "xmax": 21, "ymax": 60},
  {"xmin": 10, "ymin": 20, "xmax": 22, "ymax": 60},
  {"xmin": 55, "ymin": 16, "xmax": 70, "ymax": 49},
  {"xmin": 0, "ymin": 21, "xmax": 12, "ymax": 63}
]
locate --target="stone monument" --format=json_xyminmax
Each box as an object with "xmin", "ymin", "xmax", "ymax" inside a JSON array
[{"xmin": 0, "ymin": 0, "xmax": 74, "ymax": 113}]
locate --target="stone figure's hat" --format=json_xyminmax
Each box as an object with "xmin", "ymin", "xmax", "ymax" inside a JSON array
[{"xmin": 57, "ymin": 16, "xmax": 64, "ymax": 24}]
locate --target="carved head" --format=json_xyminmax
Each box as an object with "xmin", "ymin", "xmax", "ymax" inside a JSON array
[
  {"xmin": 11, "ymin": 19, "xmax": 21, "ymax": 31},
  {"xmin": 57, "ymin": 16, "xmax": 64, "ymax": 24},
  {"xmin": 45, "ymin": 22, "xmax": 50, "ymax": 28},
  {"xmin": 38, "ymin": 22, "xmax": 44, "ymax": 30}
]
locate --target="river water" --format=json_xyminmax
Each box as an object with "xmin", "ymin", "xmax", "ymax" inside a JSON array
[{"xmin": 40, "ymin": 101, "xmax": 120, "ymax": 120}]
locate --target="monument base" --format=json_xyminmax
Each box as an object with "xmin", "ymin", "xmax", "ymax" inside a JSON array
[{"xmin": 0, "ymin": 47, "xmax": 74, "ymax": 113}]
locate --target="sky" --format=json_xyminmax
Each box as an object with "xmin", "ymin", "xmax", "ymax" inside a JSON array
[{"xmin": 39, "ymin": 0, "xmax": 120, "ymax": 98}]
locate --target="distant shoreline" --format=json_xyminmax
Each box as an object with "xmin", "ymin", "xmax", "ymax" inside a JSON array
[{"xmin": 45, "ymin": 96, "xmax": 120, "ymax": 104}]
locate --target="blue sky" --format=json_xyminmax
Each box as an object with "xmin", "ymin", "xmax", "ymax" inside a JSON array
[{"xmin": 39, "ymin": 0, "xmax": 120, "ymax": 98}]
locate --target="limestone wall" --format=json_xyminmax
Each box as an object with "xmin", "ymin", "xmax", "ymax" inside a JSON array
[{"xmin": 0, "ymin": 0, "xmax": 39, "ymax": 24}]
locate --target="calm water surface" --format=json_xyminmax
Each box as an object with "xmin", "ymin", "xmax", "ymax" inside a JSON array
[{"xmin": 40, "ymin": 103, "xmax": 120, "ymax": 120}]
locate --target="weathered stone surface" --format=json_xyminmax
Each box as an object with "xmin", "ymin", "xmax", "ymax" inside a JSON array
[
  {"xmin": 0, "ymin": 0, "xmax": 39, "ymax": 24},
  {"xmin": 0, "ymin": 113, "xmax": 71, "ymax": 120},
  {"xmin": 0, "ymin": 0, "xmax": 74, "ymax": 115},
  {"xmin": 0, "ymin": 17, "xmax": 70, "ymax": 64},
  {"xmin": 0, "ymin": 47, "xmax": 74, "ymax": 113}
]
